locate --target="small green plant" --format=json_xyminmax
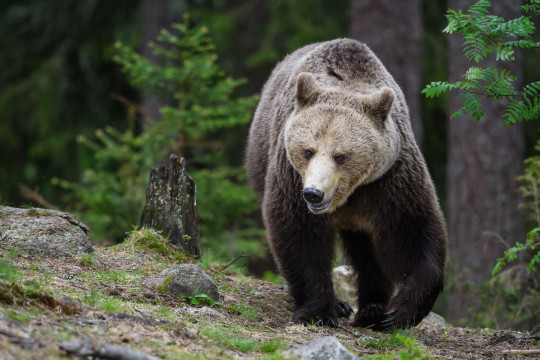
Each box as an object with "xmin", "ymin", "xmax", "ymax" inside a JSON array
[
  {"xmin": 182, "ymin": 293, "xmax": 220, "ymax": 307},
  {"xmin": 422, "ymin": 0, "xmax": 540, "ymax": 124},
  {"xmin": 365, "ymin": 332, "xmax": 430, "ymax": 360},
  {"xmin": 78, "ymin": 253, "xmax": 96, "ymax": 268},
  {"xmin": 82, "ymin": 290, "xmax": 101, "ymax": 307},
  {"xmin": 0, "ymin": 253, "xmax": 21, "ymax": 283},
  {"xmin": 102, "ymin": 298, "xmax": 126, "ymax": 312},
  {"xmin": 26, "ymin": 207, "xmax": 40, "ymax": 216},
  {"xmin": 492, "ymin": 230, "xmax": 540, "ymax": 275},
  {"xmin": 493, "ymin": 139, "xmax": 540, "ymax": 277}
]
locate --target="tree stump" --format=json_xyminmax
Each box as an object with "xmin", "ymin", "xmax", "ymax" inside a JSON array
[{"xmin": 139, "ymin": 154, "xmax": 200, "ymax": 259}]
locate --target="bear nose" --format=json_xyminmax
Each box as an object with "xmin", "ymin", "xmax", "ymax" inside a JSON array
[{"xmin": 303, "ymin": 188, "xmax": 324, "ymax": 204}]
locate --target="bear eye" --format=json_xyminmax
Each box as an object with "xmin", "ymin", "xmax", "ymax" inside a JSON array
[
  {"xmin": 304, "ymin": 150, "xmax": 314, "ymax": 160},
  {"xmin": 334, "ymin": 155, "xmax": 345, "ymax": 164}
]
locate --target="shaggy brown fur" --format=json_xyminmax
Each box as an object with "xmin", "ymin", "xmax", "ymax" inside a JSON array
[{"xmin": 246, "ymin": 39, "xmax": 447, "ymax": 330}]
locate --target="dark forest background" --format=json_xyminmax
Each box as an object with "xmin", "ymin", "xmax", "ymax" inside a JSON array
[{"xmin": 1, "ymin": 0, "xmax": 539, "ymax": 329}]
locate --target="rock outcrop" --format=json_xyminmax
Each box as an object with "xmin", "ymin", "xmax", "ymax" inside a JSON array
[{"xmin": 0, "ymin": 206, "xmax": 93, "ymax": 258}]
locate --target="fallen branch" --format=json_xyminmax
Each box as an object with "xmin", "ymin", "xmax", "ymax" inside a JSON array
[
  {"xmin": 58, "ymin": 338, "xmax": 163, "ymax": 360},
  {"xmin": 19, "ymin": 183, "xmax": 59, "ymax": 210},
  {"xmin": 219, "ymin": 249, "xmax": 266, "ymax": 273},
  {"xmin": 501, "ymin": 349, "xmax": 540, "ymax": 355}
]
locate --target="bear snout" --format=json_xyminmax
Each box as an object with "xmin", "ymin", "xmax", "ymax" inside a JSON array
[{"xmin": 303, "ymin": 187, "xmax": 324, "ymax": 204}]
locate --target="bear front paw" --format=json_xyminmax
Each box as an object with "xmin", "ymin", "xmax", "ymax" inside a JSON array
[
  {"xmin": 292, "ymin": 305, "xmax": 339, "ymax": 328},
  {"xmin": 353, "ymin": 303, "xmax": 395, "ymax": 331}
]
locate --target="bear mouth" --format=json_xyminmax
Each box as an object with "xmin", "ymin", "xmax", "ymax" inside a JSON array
[{"xmin": 307, "ymin": 200, "xmax": 331, "ymax": 213}]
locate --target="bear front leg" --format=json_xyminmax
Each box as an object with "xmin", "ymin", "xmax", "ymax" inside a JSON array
[
  {"xmin": 263, "ymin": 185, "xmax": 344, "ymax": 327},
  {"xmin": 383, "ymin": 260, "xmax": 444, "ymax": 330},
  {"xmin": 341, "ymin": 230, "xmax": 393, "ymax": 329},
  {"xmin": 378, "ymin": 215, "xmax": 446, "ymax": 330}
]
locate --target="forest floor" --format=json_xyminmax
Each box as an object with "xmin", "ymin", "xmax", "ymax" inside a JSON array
[{"xmin": 1, "ymin": 242, "xmax": 539, "ymax": 360}]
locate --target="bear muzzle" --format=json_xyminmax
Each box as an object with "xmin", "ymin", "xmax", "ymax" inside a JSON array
[{"xmin": 303, "ymin": 187, "xmax": 331, "ymax": 213}]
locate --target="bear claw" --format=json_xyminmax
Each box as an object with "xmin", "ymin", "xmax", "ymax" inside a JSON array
[
  {"xmin": 302, "ymin": 317, "xmax": 338, "ymax": 328},
  {"xmin": 378, "ymin": 309, "xmax": 397, "ymax": 331},
  {"xmin": 353, "ymin": 303, "xmax": 387, "ymax": 329},
  {"xmin": 336, "ymin": 299, "xmax": 354, "ymax": 318}
]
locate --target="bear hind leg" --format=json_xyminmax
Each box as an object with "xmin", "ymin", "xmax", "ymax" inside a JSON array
[{"xmin": 341, "ymin": 230, "xmax": 393, "ymax": 330}]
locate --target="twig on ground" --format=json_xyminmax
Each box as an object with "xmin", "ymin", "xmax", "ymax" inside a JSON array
[
  {"xmin": 218, "ymin": 249, "xmax": 266, "ymax": 273},
  {"xmin": 501, "ymin": 349, "xmax": 540, "ymax": 355},
  {"xmin": 487, "ymin": 330, "xmax": 510, "ymax": 345},
  {"xmin": 338, "ymin": 325, "xmax": 378, "ymax": 342},
  {"xmin": 58, "ymin": 338, "xmax": 164, "ymax": 360}
]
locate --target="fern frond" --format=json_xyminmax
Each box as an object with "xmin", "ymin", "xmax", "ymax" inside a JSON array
[
  {"xmin": 451, "ymin": 92, "xmax": 483, "ymax": 121},
  {"xmin": 469, "ymin": 0, "xmax": 491, "ymax": 16},
  {"xmin": 521, "ymin": 1, "xmax": 540, "ymax": 15},
  {"xmin": 523, "ymin": 81, "xmax": 540, "ymax": 97},
  {"xmin": 464, "ymin": 66, "xmax": 484, "ymax": 80},
  {"xmin": 422, "ymin": 82, "xmax": 455, "ymax": 98}
]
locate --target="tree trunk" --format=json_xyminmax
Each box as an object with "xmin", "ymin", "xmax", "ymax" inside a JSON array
[
  {"xmin": 140, "ymin": 0, "xmax": 173, "ymax": 124},
  {"xmin": 446, "ymin": 0, "xmax": 525, "ymax": 325},
  {"xmin": 349, "ymin": 0, "xmax": 423, "ymax": 145},
  {"xmin": 139, "ymin": 154, "xmax": 201, "ymax": 259}
]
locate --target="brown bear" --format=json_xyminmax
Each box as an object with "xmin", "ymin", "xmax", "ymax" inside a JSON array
[{"xmin": 246, "ymin": 39, "xmax": 447, "ymax": 330}]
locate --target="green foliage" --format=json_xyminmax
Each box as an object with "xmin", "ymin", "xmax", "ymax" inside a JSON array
[
  {"xmin": 492, "ymin": 229, "xmax": 540, "ymax": 276},
  {"xmin": 422, "ymin": 0, "xmax": 540, "ymax": 124},
  {"xmin": 0, "ymin": 0, "xmax": 138, "ymax": 206},
  {"xmin": 0, "ymin": 250, "xmax": 21, "ymax": 283},
  {"xmin": 493, "ymin": 139, "xmax": 540, "ymax": 276},
  {"xmin": 365, "ymin": 332, "xmax": 430, "ymax": 360},
  {"xmin": 181, "ymin": 293, "xmax": 219, "ymax": 307},
  {"xmin": 54, "ymin": 18, "xmax": 260, "ymax": 252},
  {"xmin": 52, "ymin": 126, "xmax": 155, "ymax": 242},
  {"xmin": 199, "ymin": 325, "xmax": 283, "ymax": 354},
  {"xmin": 78, "ymin": 253, "xmax": 97, "ymax": 268},
  {"xmin": 470, "ymin": 274, "xmax": 540, "ymax": 329}
]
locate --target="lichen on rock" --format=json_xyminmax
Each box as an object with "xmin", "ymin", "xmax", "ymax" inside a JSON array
[
  {"xmin": 0, "ymin": 206, "xmax": 93, "ymax": 258},
  {"xmin": 145, "ymin": 263, "xmax": 219, "ymax": 301}
]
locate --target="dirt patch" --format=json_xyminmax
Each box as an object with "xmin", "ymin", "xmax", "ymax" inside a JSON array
[{"xmin": 1, "ymin": 247, "xmax": 539, "ymax": 359}]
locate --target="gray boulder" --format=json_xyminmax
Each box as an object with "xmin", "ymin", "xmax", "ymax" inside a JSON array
[
  {"xmin": 0, "ymin": 206, "xmax": 93, "ymax": 258},
  {"xmin": 332, "ymin": 265, "xmax": 357, "ymax": 307},
  {"xmin": 285, "ymin": 336, "xmax": 362, "ymax": 360},
  {"xmin": 418, "ymin": 312, "xmax": 449, "ymax": 329},
  {"xmin": 146, "ymin": 264, "xmax": 219, "ymax": 301}
]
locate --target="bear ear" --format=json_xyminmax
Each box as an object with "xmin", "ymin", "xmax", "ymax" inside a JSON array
[
  {"xmin": 363, "ymin": 87, "xmax": 395, "ymax": 124},
  {"xmin": 296, "ymin": 73, "xmax": 320, "ymax": 108}
]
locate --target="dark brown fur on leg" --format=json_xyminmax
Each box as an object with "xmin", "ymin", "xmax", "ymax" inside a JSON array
[
  {"xmin": 264, "ymin": 171, "xmax": 348, "ymax": 327},
  {"xmin": 341, "ymin": 230, "xmax": 393, "ymax": 329},
  {"xmin": 371, "ymin": 208, "xmax": 446, "ymax": 330}
]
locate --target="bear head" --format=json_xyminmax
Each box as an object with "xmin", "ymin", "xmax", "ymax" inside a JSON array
[{"xmin": 284, "ymin": 72, "xmax": 401, "ymax": 214}]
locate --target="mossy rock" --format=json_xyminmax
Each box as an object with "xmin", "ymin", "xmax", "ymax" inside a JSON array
[
  {"xmin": 145, "ymin": 264, "xmax": 219, "ymax": 301},
  {"xmin": 0, "ymin": 206, "xmax": 93, "ymax": 258}
]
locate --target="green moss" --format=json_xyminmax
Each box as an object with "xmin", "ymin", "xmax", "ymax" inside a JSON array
[
  {"xmin": 26, "ymin": 207, "xmax": 40, "ymax": 216},
  {"xmin": 114, "ymin": 228, "xmax": 190, "ymax": 262},
  {"xmin": 156, "ymin": 277, "xmax": 173, "ymax": 294},
  {"xmin": 7, "ymin": 310, "xmax": 31, "ymax": 324}
]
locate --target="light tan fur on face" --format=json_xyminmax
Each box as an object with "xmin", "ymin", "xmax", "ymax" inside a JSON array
[{"xmin": 284, "ymin": 73, "xmax": 401, "ymax": 214}]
